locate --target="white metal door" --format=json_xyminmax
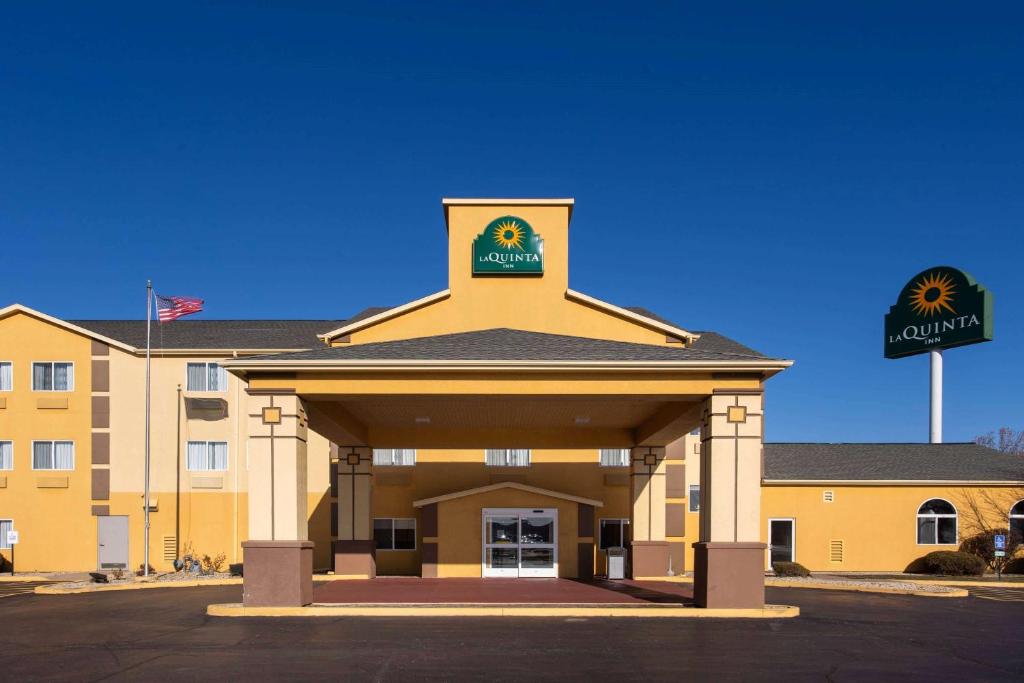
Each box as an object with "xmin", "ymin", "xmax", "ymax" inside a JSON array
[
  {"xmin": 482, "ymin": 508, "xmax": 558, "ymax": 578},
  {"xmin": 97, "ymin": 515, "xmax": 129, "ymax": 570}
]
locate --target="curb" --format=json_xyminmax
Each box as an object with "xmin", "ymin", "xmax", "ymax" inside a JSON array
[
  {"xmin": 35, "ymin": 573, "xmax": 340, "ymax": 595},
  {"xmin": 206, "ymin": 602, "xmax": 800, "ymax": 619},
  {"xmin": 764, "ymin": 579, "xmax": 967, "ymax": 598}
]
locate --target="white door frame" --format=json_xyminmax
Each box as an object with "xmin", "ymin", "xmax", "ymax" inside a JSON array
[
  {"xmin": 482, "ymin": 508, "xmax": 558, "ymax": 578},
  {"xmin": 767, "ymin": 517, "xmax": 796, "ymax": 567}
]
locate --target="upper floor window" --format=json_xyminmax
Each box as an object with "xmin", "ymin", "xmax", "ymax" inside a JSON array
[
  {"xmin": 599, "ymin": 449, "xmax": 630, "ymax": 467},
  {"xmin": 0, "ymin": 362, "xmax": 12, "ymax": 391},
  {"xmin": 32, "ymin": 362, "xmax": 73, "ymax": 391},
  {"xmin": 32, "ymin": 440, "xmax": 75, "ymax": 470},
  {"xmin": 688, "ymin": 484, "xmax": 701, "ymax": 513},
  {"xmin": 0, "ymin": 441, "xmax": 12, "ymax": 470},
  {"xmin": 186, "ymin": 362, "xmax": 228, "ymax": 392},
  {"xmin": 372, "ymin": 449, "xmax": 416, "ymax": 466},
  {"xmin": 485, "ymin": 449, "xmax": 530, "ymax": 467},
  {"xmin": 187, "ymin": 441, "xmax": 228, "ymax": 471},
  {"xmin": 917, "ymin": 498, "xmax": 957, "ymax": 545}
]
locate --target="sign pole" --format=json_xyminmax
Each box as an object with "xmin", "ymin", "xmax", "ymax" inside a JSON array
[{"xmin": 929, "ymin": 349, "xmax": 942, "ymax": 444}]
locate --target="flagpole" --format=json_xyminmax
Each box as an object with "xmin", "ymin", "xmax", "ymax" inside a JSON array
[{"xmin": 144, "ymin": 281, "xmax": 152, "ymax": 577}]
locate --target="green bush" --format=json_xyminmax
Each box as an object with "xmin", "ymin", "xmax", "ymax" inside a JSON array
[
  {"xmin": 918, "ymin": 551, "xmax": 986, "ymax": 576},
  {"xmin": 959, "ymin": 529, "xmax": 1023, "ymax": 573},
  {"xmin": 772, "ymin": 561, "xmax": 811, "ymax": 577}
]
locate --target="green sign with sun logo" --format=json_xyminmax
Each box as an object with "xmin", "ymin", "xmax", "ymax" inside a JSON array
[
  {"xmin": 472, "ymin": 215, "xmax": 544, "ymax": 275},
  {"xmin": 884, "ymin": 266, "xmax": 993, "ymax": 358}
]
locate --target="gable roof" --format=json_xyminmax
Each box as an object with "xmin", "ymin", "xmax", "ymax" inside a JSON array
[
  {"xmin": 230, "ymin": 327, "xmax": 786, "ymax": 367},
  {"xmin": 0, "ymin": 304, "xmax": 137, "ymax": 352},
  {"xmin": 413, "ymin": 481, "xmax": 603, "ymax": 508},
  {"xmin": 69, "ymin": 319, "xmax": 344, "ymax": 351},
  {"xmin": 763, "ymin": 443, "xmax": 1024, "ymax": 483}
]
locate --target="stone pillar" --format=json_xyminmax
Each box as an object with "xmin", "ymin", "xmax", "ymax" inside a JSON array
[
  {"xmin": 693, "ymin": 391, "xmax": 766, "ymax": 608},
  {"xmin": 333, "ymin": 446, "xmax": 375, "ymax": 578},
  {"xmin": 629, "ymin": 446, "xmax": 670, "ymax": 578},
  {"xmin": 243, "ymin": 393, "xmax": 314, "ymax": 607}
]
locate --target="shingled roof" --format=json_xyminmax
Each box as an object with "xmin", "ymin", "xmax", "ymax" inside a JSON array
[
  {"xmin": 69, "ymin": 319, "xmax": 344, "ymax": 350},
  {"xmin": 238, "ymin": 327, "xmax": 779, "ymax": 363},
  {"xmin": 763, "ymin": 443, "xmax": 1024, "ymax": 482}
]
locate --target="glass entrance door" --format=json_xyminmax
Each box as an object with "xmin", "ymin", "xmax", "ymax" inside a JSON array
[
  {"xmin": 483, "ymin": 509, "xmax": 558, "ymax": 578},
  {"xmin": 768, "ymin": 518, "xmax": 795, "ymax": 565}
]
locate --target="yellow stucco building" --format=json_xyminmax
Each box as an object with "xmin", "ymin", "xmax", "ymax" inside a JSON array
[{"xmin": 1, "ymin": 198, "xmax": 1021, "ymax": 608}]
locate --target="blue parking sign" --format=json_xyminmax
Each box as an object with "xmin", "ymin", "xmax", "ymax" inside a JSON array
[{"xmin": 994, "ymin": 534, "xmax": 1006, "ymax": 550}]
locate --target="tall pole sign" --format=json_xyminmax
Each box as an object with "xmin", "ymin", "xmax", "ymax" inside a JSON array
[{"xmin": 885, "ymin": 266, "xmax": 993, "ymax": 443}]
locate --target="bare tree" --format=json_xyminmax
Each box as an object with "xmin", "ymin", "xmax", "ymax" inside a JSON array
[{"xmin": 975, "ymin": 427, "xmax": 1024, "ymax": 455}]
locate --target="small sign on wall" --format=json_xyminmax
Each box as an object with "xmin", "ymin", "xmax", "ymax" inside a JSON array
[{"xmin": 6, "ymin": 530, "xmax": 18, "ymax": 546}]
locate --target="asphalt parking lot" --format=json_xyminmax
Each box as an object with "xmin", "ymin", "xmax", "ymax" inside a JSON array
[{"xmin": 0, "ymin": 585, "xmax": 1021, "ymax": 681}]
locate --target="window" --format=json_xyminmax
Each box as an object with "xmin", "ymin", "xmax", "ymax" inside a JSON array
[
  {"xmin": 1010, "ymin": 500, "xmax": 1024, "ymax": 540},
  {"xmin": 485, "ymin": 449, "xmax": 530, "ymax": 467},
  {"xmin": 372, "ymin": 449, "xmax": 416, "ymax": 466},
  {"xmin": 186, "ymin": 441, "xmax": 228, "ymax": 471},
  {"xmin": 599, "ymin": 518, "xmax": 630, "ymax": 550},
  {"xmin": 32, "ymin": 441, "xmax": 74, "ymax": 470},
  {"xmin": 599, "ymin": 449, "xmax": 630, "ymax": 467},
  {"xmin": 917, "ymin": 498, "xmax": 957, "ymax": 545},
  {"xmin": 0, "ymin": 441, "xmax": 11, "ymax": 470},
  {"xmin": 688, "ymin": 484, "xmax": 700, "ymax": 512},
  {"xmin": 373, "ymin": 518, "xmax": 416, "ymax": 550},
  {"xmin": 186, "ymin": 362, "xmax": 228, "ymax": 392},
  {"xmin": 0, "ymin": 520, "xmax": 11, "ymax": 550},
  {"xmin": 0, "ymin": 362, "xmax": 11, "ymax": 391},
  {"xmin": 32, "ymin": 362, "xmax": 73, "ymax": 391}
]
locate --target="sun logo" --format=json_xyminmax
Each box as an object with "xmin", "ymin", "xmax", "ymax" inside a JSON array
[
  {"xmin": 493, "ymin": 220, "xmax": 526, "ymax": 250},
  {"xmin": 909, "ymin": 271, "xmax": 957, "ymax": 317}
]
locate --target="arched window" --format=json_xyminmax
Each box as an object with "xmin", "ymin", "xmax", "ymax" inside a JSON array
[
  {"xmin": 917, "ymin": 499, "xmax": 957, "ymax": 545},
  {"xmin": 1010, "ymin": 500, "xmax": 1024, "ymax": 540}
]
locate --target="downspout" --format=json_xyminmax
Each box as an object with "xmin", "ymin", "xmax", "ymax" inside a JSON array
[
  {"xmin": 176, "ymin": 384, "xmax": 182, "ymax": 563},
  {"xmin": 233, "ymin": 350, "xmax": 239, "ymax": 564}
]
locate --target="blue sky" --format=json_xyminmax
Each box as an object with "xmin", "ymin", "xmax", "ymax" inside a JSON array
[{"xmin": 1, "ymin": 3, "xmax": 1021, "ymax": 442}]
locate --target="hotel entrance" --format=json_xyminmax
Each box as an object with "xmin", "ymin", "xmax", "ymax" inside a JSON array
[{"xmin": 482, "ymin": 508, "xmax": 558, "ymax": 578}]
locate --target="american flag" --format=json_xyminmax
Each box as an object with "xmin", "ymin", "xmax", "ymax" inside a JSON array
[{"xmin": 156, "ymin": 294, "xmax": 204, "ymax": 322}]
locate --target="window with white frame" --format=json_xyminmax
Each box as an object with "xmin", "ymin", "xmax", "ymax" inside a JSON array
[
  {"xmin": 32, "ymin": 362, "xmax": 73, "ymax": 391},
  {"xmin": 186, "ymin": 362, "xmax": 228, "ymax": 392},
  {"xmin": 688, "ymin": 484, "xmax": 700, "ymax": 513},
  {"xmin": 599, "ymin": 449, "xmax": 630, "ymax": 467},
  {"xmin": 0, "ymin": 519, "xmax": 12, "ymax": 550},
  {"xmin": 0, "ymin": 362, "xmax": 12, "ymax": 391},
  {"xmin": 373, "ymin": 518, "xmax": 416, "ymax": 550},
  {"xmin": 187, "ymin": 441, "xmax": 228, "ymax": 471},
  {"xmin": 1009, "ymin": 500, "xmax": 1024, "ymax": 541},
  {"xmin": 599, "ymin": 518, "xmax": 630, "ymax": 550},
  {"xmin": 485, "ymin": 449, "xmax": 531, "ymax": 467},
  {"xmin": 917, "ymin": 498, "xmax": 957, "ymax": 544},
  {"xmin": 32, "ymin": 441, "xmax": 75, "ymax": 470},
  {"xmin": 372, "ymin": 449, "xmax": 416, "ymax": 466},
  {"xmin": 0, "ymin": 441, "xmax": 11, "ymax": 470}
]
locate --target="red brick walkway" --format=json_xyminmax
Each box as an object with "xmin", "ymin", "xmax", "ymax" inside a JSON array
[{"xmin": 313, "ymin": 578, "xmax": 694, "ymax": 605}]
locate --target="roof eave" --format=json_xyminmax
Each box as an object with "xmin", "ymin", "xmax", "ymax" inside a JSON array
[
  {"xmin": 222, "ymin": 358, "xmax": 794, "ymax": 373},
  {"xmin": 564, "ymin": 289, "xmax": 698, "ymax": 341},
  {"xmin": 318, "ymin": 290, "xmax": 451, "ymax": 342}
]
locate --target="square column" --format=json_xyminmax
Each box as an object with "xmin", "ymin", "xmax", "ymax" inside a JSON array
[
  {"xmin": 242, "ymin": 393, "xmax": 313, "ymax": 607},
  {"xmin": 693, "ymin": 391, "xmax": 766, "ymax": 608},
  {"xmin": 333, "ymin": 447, "xmax": 375, "ymax": 578},
  {"xmin": 629, "ymin": 446, "xmax": 670, "ymax": 578}
]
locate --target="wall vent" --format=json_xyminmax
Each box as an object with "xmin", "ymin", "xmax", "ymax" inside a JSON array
[
  {"xmin": 829, "ymin": 539, "xmax": 844, "ymax": 563},
  {"xmin": 163, "ymin": 535, "xmax": 178, "ymax": 562},
  {"xmin": 823, "ymin": 490, "xmax": 835, "ymax": 503}
]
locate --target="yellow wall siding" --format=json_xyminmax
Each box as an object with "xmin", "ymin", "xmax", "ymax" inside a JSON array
[
  {"xmin": 761, "ymin": 484, "xmax": 1020, "ymax": 572},
  {"xmin": 0, "ymin": 312, "xmax": 94, "ymax": 571}
]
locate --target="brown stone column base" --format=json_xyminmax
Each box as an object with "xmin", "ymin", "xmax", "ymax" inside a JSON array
[
  {"xmin": 693, "ymin": 542, "xmax": 766, "ymax": 609},
  {"xmin": 630, "ymin": 541, "xmax": 670, "ymax": 578},
  {"xmin": 333, "ymin": 540, "xmax": 376, "ymax": 578},
  {"xmin": 242, "ymin": 540, "xmax": 314, "ymax": 607}
]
